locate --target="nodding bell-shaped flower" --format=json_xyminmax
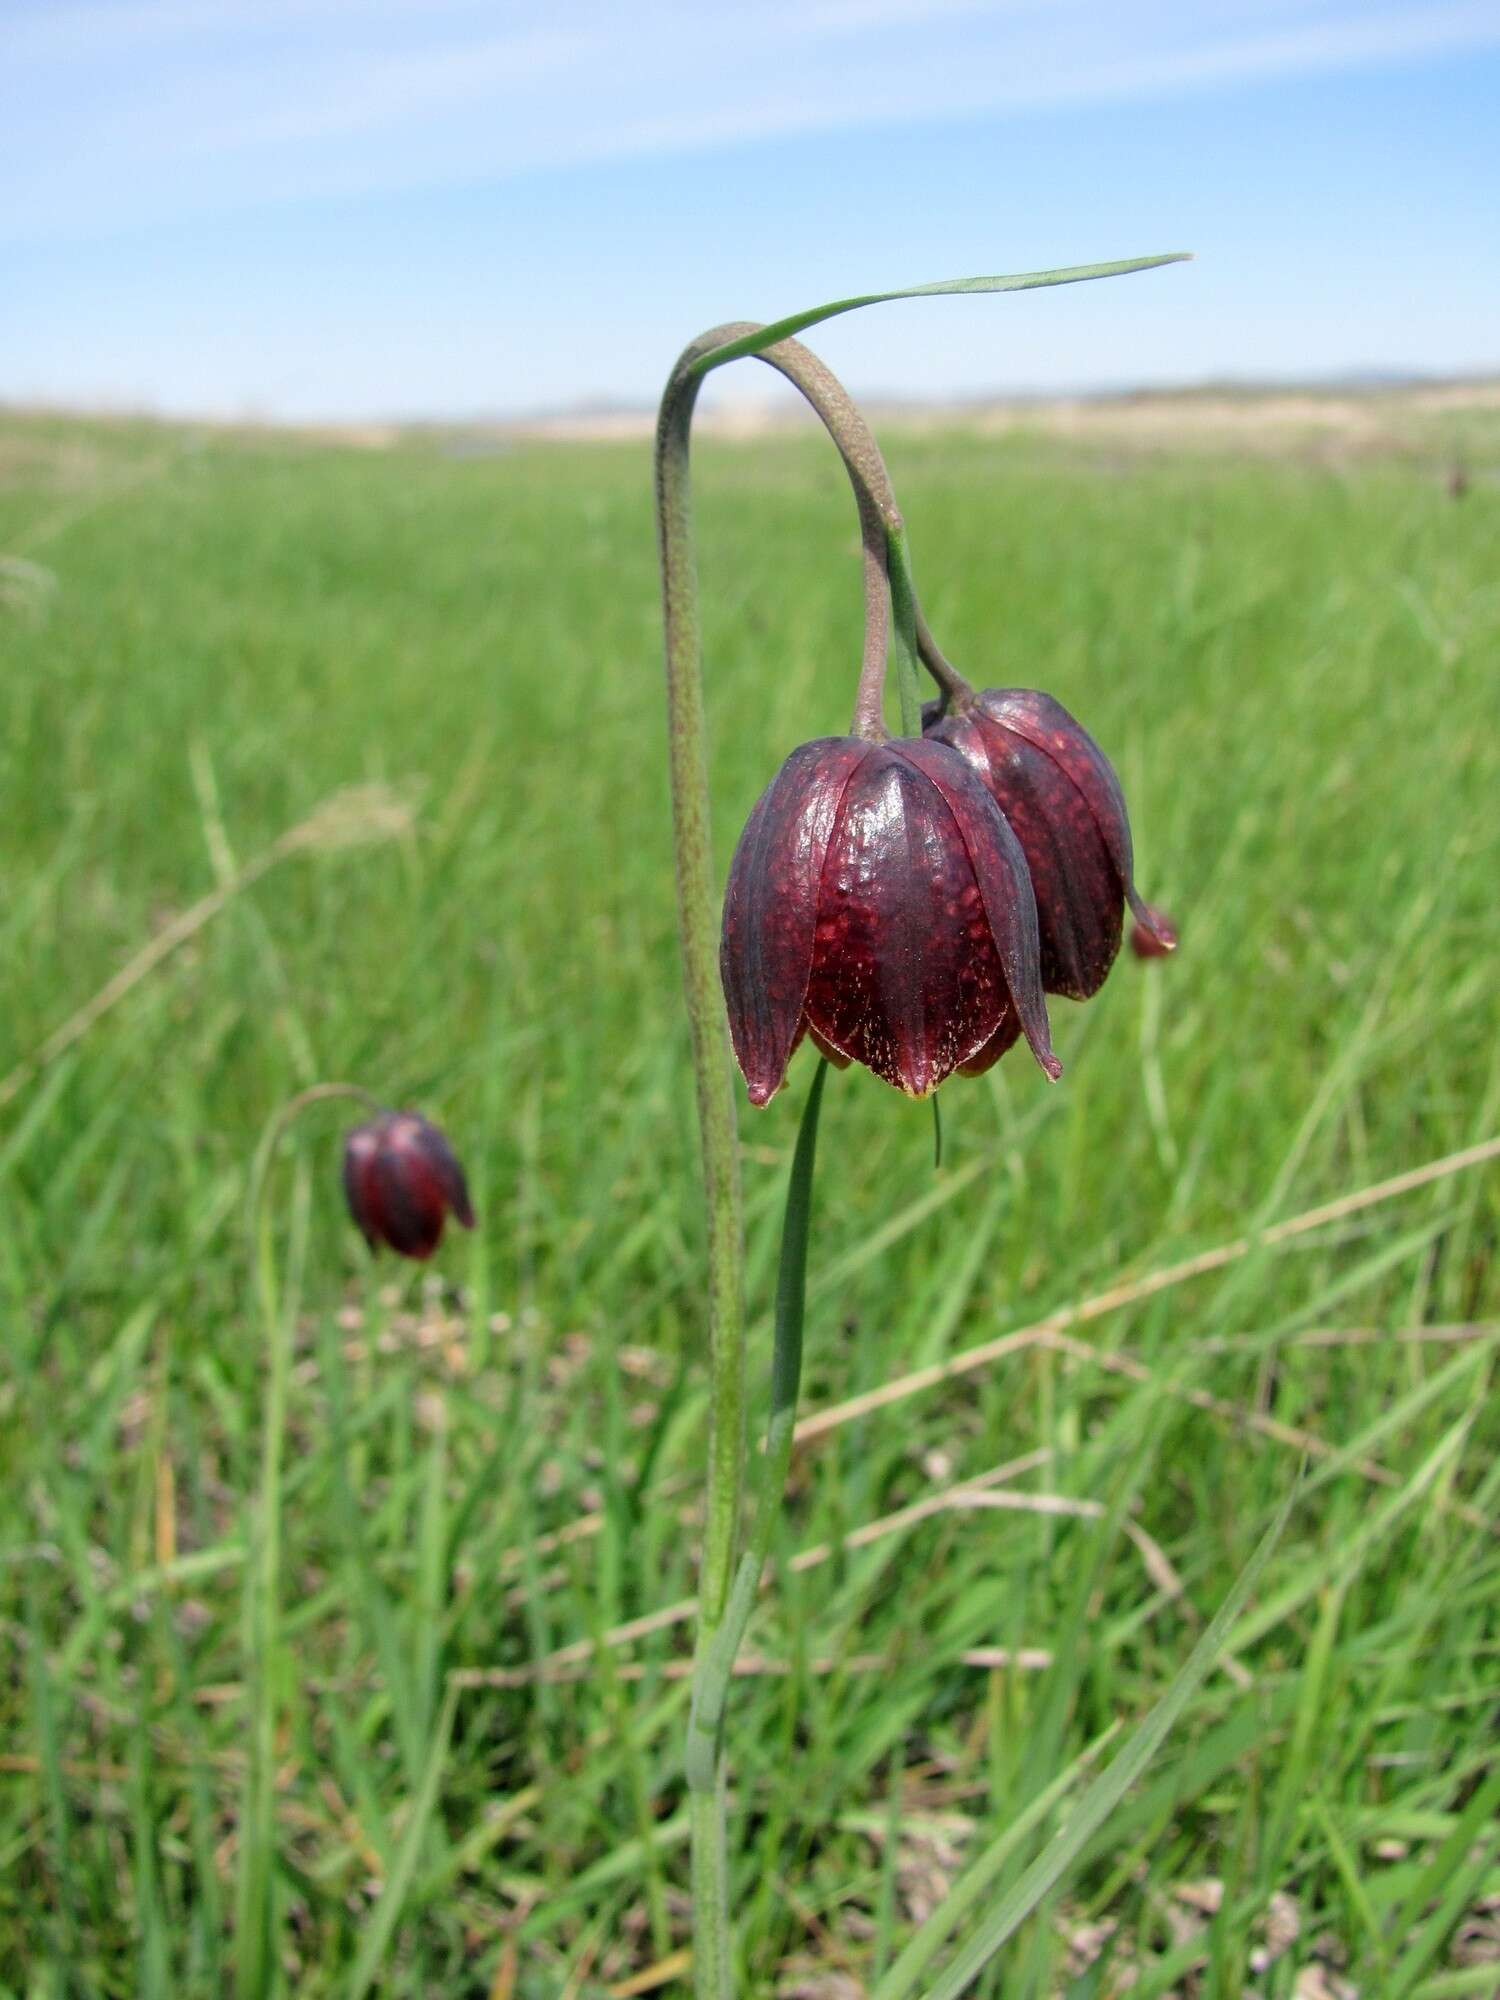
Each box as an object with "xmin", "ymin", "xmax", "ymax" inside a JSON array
[
  {"xmin": 924, "ymin": 689, "xmax": 1175, "ymax": 999},
  {"xmin": 342, "ymin": 1111, "xmax": 475, "ymax": 1260},
  {"xmin": 720, "ymin": 735, "xmax": 1061, "ymax": 1104}
]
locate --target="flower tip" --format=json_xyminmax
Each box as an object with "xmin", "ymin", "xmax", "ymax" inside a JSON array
[
  {"xmin": 1129, "ymin": 903, "xmax": 1178, "ymax": 960},
  {"xmin": 1018, "ymin": 1019, "xmax": 1063, "ymax": 1083}
]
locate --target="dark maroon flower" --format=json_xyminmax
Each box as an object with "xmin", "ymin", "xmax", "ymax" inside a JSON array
[
  {"xmin": 1130, "ymin": 905, "xmax": 1179, "ymax": 959},
  {"xmin": 924, "ymin": 689, "xmax": 1174, "ymax": 999},
  {"xmin": 720, "ymin": 735, "xmax": 1061, "ymax": 1104},
  {"xmin": 342, "ymin": 1111, "xmax": 475, "ymax": 1260}
]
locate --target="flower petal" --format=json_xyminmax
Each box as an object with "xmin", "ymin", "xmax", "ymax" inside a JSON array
[
  {"xmin": 956, "ymin": 1010, "xmax": 1022, "ymax": 1076},
  {"xmin": 930, "ymin": 683, "xmax": 1177, "ymax": 1000},
  {"xmin": 374, "ymin": 1121, "xmax": 448, "ymax": 1259},
  {"xmin": 410, "ymin": 1114, "xmax": 476, "ymax": 1229},
  {"xmin": 803, "ymin": 744, "xmax": 1012, "ymax": 1095},
  {"xmin": 971, "ymin": 690, "xmax": 1133, "ymax": 998},
  {"xmin": 720, "ymin": 736, "xmax": 869, "ymax": 1105},
  {"xmin": 892, "ymin": 738, "xmax": 1061, "ymax": 1080},
  {"xmin": 341, "ymin": 1124, "xmax": 384, "ymax": 1250}
]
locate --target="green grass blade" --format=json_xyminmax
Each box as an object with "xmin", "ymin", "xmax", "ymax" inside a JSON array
[
  {"xmin": 918, "ymin": 1481, "xmax": 1298, "ymax": 2000},
  {"xmin": 346, "ymin": 1687, "xmax": 458, "ymax": 2000},
  {"xmin": 234, "ymin": 1187, "xmax": 294, "ymax": 2000},
  {"xmin": 872, "ymin": 1723, "xmax": 1119, "ymax": 2000},
  {"xmin": 1226, "ymin": 1414, "xmax": 1472, "ymax": 1655},
  {"xmin": 1385, "ymin": 1762, "xmax": 1500, "ymax": 1995}
]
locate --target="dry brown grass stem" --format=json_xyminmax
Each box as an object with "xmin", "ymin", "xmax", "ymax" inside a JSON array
[
  {"xmin": 7, "ymin": 442, "xmax": 185, "ymax": 558},
  {"xmin": 1196, "ymin": 1319, "xmax": 1497, "ymax": 1353},
  {"xmin": 791, "ymin": 1133, "xmax": 1500, "ymax": 1442},
  {"xmin": 450, "ymin": 1644, "xmax": 1057, "ymax": 1692},
  {"xmin": 475, "ymin": 1454, "xmax": 1051, "ymax": 1685},
  {"xmin": 483, "ymin": 1137, "xmax": 1500, "ymax": 1592},
  {"xmin": 456, "ymin": 1448, "xmax": 1223, "ymax": 1691},
  {"xmin": 451, "ymin": 1137, "xmax": 1498, "ymax": 1698},
  {"xmin": 0, "ymin": 783, "xmax": 413, "ymax": 1111},
  {"xmin": 1033, "ymin": 1324, "xmax": 1494, "ymax": 1534}
]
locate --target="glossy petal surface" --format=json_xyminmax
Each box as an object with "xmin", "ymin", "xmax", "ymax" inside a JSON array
[
  {"xmin": 720, "ymin": 737, "xmax": 868, "ymax": 1104},
  {"xmin": 930, "ymin": 690, "xmax": 1134, "ymax": 999},
  {"xmin": 801, "ymin": 742, "xmax": 1030, "ymax": 1096},
  {"xmin": 896, "ymin": 738, "xmax": 1061, "ymax": 1080}
]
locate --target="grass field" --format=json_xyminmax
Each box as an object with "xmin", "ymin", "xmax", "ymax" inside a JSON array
[{"xmin": 1, "ymin": 397, "xmax": 1497, "ymax": 1997}]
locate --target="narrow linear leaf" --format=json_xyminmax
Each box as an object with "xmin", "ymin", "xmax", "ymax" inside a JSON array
[
  {"xmin": 1226, "ymin": 1415, "xmax": 1471, "ymax": 1657},
  {"xmin": 346, "ymin": 1687, "xmax": 458, "ymax": 2000},
  {"xmin": 1386, "ymin": 1763, "xmax": 1500, "ymax": 1996},
  {"xmin": 873, "ymin": 1723, "xmax": 1120, "ymax": 2000},
  {"xmin": 691, "ymin": 255, "xmax": 1191, "ymax": 376}
]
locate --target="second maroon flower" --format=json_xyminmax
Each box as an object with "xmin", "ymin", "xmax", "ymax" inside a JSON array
[
  {"xmin": 720, "ymin": 736, "xmax": 1062, "ymax": 1104},
  {"xmin": 924, "ymin": 688, "xmax": 1175, "ymax": 999}
]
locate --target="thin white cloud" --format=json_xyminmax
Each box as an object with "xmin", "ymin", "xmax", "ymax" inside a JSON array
[
  {"xmin": 797, "ymin": 0, "xmax": 1026, "ymax": 30},
  {"xmin": 3, "ymin": 1, "xmax": 1498, "ymax": 241},
  {"xmin": 223, "ymin": 28, "xmax": 600, "ymax": 147}
]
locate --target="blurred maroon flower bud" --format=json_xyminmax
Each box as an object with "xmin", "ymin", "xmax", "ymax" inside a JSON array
[
  {"xmin": 720, "ymin": 735, "xmax": 1061, "ymax": 1104},
  {"xmin": 924, "ymin": 689, "xmax": 1174, "ymax": 998},
  {"xmin": 1130, "ymin": 905, "xmax": 1178, "ymax": 959},
  {"xmin": 342, "ymin": 1111, "xmax": 475, "ymax": 1260}
]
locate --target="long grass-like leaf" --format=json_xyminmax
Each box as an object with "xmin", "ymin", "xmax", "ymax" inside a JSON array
[
  {"xmin": 873, "ymin": 1723, "xmax": 1119, "ymax": 2000},
  {"xmin": 689, "ymin": 256, "xmax": 1191, "ymax": 376},
  {"xmin": 346, "ymin": 1688, "xmax": 458, "ymax": 2000}
]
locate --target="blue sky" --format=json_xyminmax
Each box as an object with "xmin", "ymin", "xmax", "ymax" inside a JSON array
[{"xmin": 3, "ymin": 1, "xmax": 1498, "ymax": 419}]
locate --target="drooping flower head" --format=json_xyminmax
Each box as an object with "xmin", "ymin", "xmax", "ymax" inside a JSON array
[
  {"xmin": 720, "ymin": 735, "xmax": 1061, "ymax": 1104},
  {"xmin": 924, "ymin": 688, "xmax": 1174, "ymax": 999},
  {"xmin": 342, "ymin": 1111, "xmax": 475, "ymax": 1260}
]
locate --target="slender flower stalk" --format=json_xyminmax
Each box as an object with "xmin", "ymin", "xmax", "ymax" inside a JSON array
[
  {"xmin": 656, "ymin": 339, "xmax": 754, "ymax": 1640},
  {"xmin": 237, "ymin": 1083, "xmax": 377, "ymax": 1999},
  {"xmin": 653, "ymin": 256, "xmax": 1187, "ymax": 1996},
  {"xmin": 656, "ymin": 338, "xmax": 893, "ymax": 1994},
  {"xmin": 655, "ymin": 318, "xmax": 920, "ymax": 1627},
  {"xmin": 236, "ymin": 1083, "xmax": 471, "ymax": 1999}
]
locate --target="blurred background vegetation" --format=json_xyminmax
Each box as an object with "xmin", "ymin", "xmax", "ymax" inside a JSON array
[{"xmin": 0, "ymin": 397, "xmax": 1497, "ymax": 1994}]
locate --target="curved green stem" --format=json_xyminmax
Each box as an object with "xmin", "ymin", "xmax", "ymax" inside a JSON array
[
  {"xmin": 915, "ymin": 597, "xmax": 974, "ymax": 712},
  {"xmin": 657, "ymin": 332, "xmax": 882, "ymax": 1998},
  {"xmin": 887, "ymin": 523, "xmax": 928, "ymax": 733},
  {"xmin": 656, "ymin": 341, "xmax": 754, "ymax": 1655},
  {"xmin": 885, "ymin": 521, "xmax": 974, "ymax": 714},
  {"xmin": 722, "ymin": 328, "xmax": 970, "ymax": 725},
  {"xmin": 693, "ymin": 324, "xmax": 895, "ymax": 732},
  {"xmin": 655, "ymin": 321, "xmax": 908, "ymax": 1645},
  {"xmin": 236, "ymin": 1081, "xmax": 378, "ymax": 2000}
]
